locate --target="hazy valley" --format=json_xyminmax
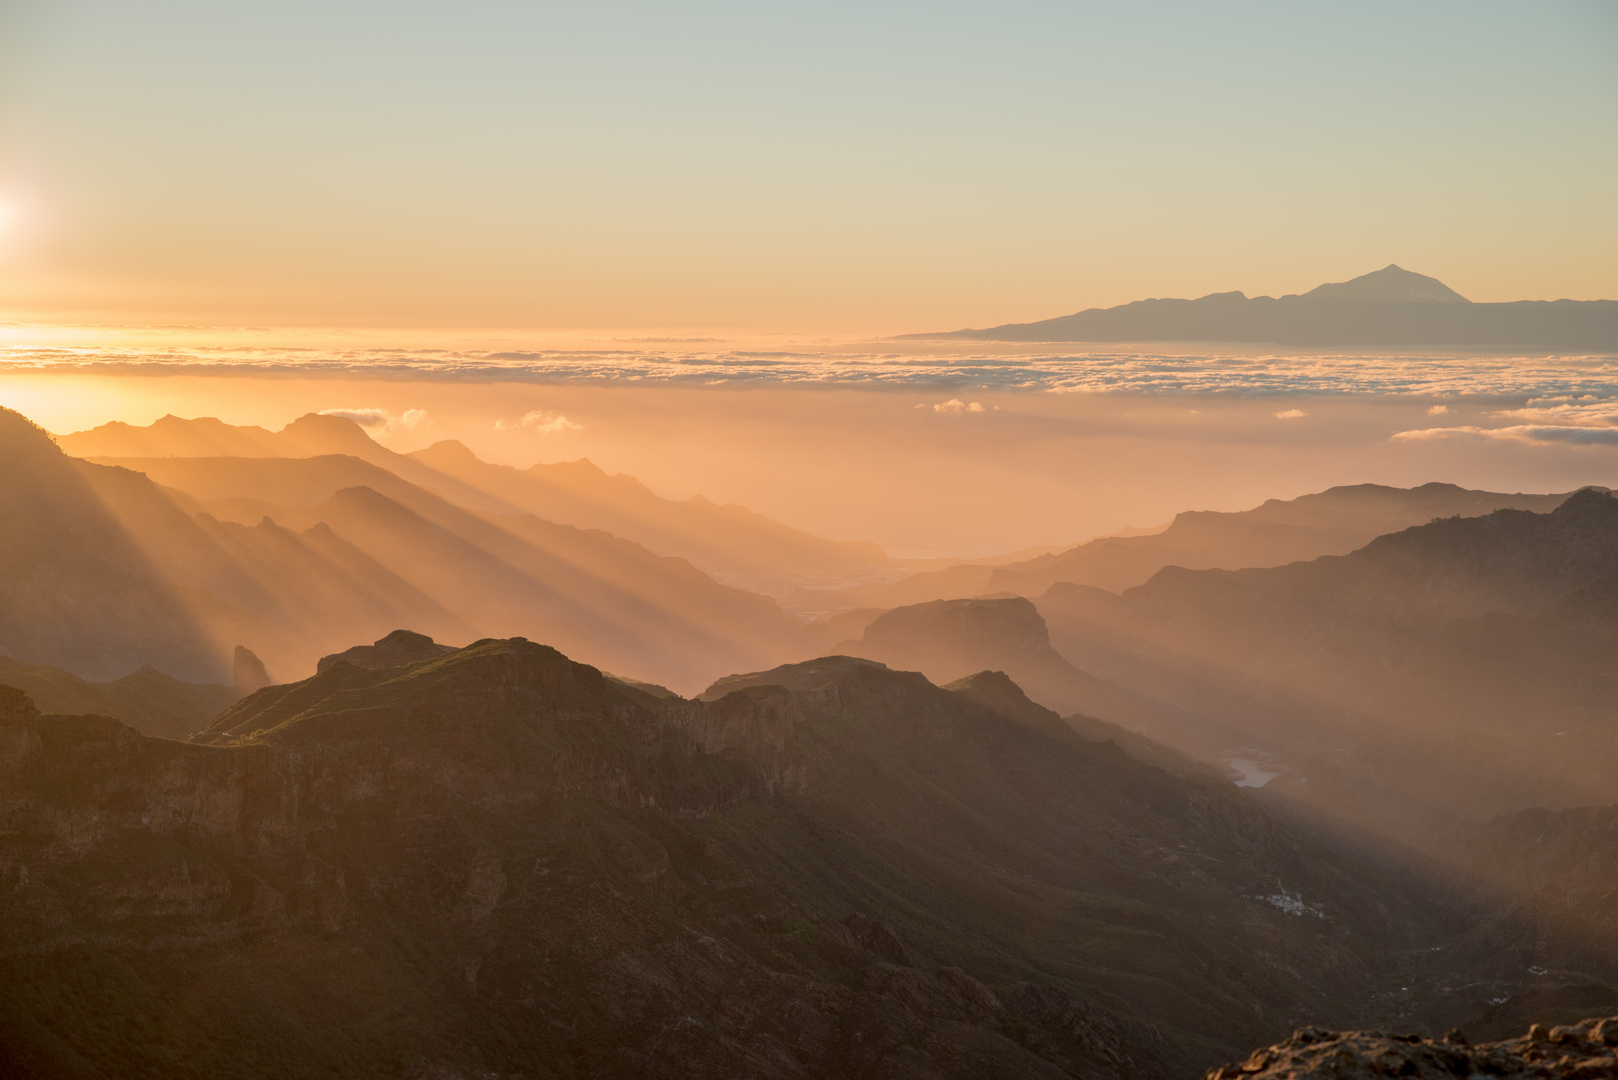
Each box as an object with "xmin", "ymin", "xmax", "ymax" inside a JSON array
[
  {"xmin": 3, "ymin": 398, "xmax": 1618, "ymax": 1076},
  {"xmin": 6, "ymin": 0, "xmax": 1617, "ymax": 1072}
]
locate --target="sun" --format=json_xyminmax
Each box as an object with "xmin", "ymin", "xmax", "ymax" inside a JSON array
[{"xmin": 0, "ymin": 195, "xmax": 24, "ymax": 241}]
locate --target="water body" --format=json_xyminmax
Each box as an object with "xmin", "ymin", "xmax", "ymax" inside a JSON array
[{"xmin": 1227, "ymin": 756, "xmax": 1282, "ymax": 789}]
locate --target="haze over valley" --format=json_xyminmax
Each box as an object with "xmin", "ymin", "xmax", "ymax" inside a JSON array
[{"xmin": 3, "ymin": 0, "xmax": 1618, "ymax": 1076}]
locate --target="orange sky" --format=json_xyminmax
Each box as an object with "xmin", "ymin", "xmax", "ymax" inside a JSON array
[{"xmin": 0, "ymin": 2, "xmax": 1614, "ymax": 334}]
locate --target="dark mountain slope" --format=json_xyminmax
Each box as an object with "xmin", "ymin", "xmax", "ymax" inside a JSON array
[
  {"xmin": 0, "ymin": 656, "xmax": 235, "ymax": 741},
  {"xmin": 66, "ymin": 451, "xmax": 803, "ymax": 689},
  {"xmin": 59, "ymin": 413, "xmax": 895, "ymax": 592},
  {"xmin": 809, "ymin": 596, "xmax": 1187, "ymax": 740},
  {"xmin": 911, "ymin": 265, "xmax": 1618, "ymax": 349},
  {"xmin": 0, "ymin": 641, "xmax": 1458, "ymax": 1078},
  {"xmin": 990, "ymin": 482, "xmax": 1577, "ymax": 598},
  {"xmin": 793, "ymin": 483, "xmax": 1576, "ymax": 612},
  {"xmin": 0, "ymin": 409, "xmax": 219, "ymax": 681},
  {"xmin": 316, "ymin": 628, "xmax": 456, "ymax": 673},
  {"xmin": 305, "ymin": 484, "xmax": 800, "ymax": 690},
  {"xmin": 1377, "ymin": 805, "xmax": 1618, "ymax": 1040},
  {"xmin": 1037, "ymin": 489, "xmax": 1618, "ymax": 838},
  {"xmin": 70, "ymin": 455, "xmax": 474, "ymax": 682},
  {"xmin": 411, "ymin": 438, "xmax": 891, "ymax": 592}
]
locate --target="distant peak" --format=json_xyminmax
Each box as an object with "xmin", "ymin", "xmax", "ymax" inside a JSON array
[
  {"xmin": 315, "ymin": 629, "xmax": 454, "ymax": 674},
  {"xmin": 1301, "ymin": 264, "xmax": 1470, "ymax": 304},
  {"xmin": 283, "ymin": 412, "xmax": 366, "ymax": 432},
  {"xmin": 279, "ymin": 413, "xmax": 384, "ymax": 451},
  {"xmin": 1552, "ymin": 486, "xmax": 1618, "ymax": 518}
]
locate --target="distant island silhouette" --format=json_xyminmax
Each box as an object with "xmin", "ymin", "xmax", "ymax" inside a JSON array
[{"xmin": 906, "ymin": 265, "xmax": 1618, "ymax": 349}]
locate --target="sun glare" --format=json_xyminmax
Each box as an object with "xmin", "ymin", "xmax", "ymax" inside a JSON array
[{"xmin": 0, "ymin": 195, "xmax": 25, "ymax": 246}]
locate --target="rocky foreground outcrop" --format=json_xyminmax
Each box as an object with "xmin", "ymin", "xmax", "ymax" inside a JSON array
[{"xmin": 1208, "ymin": 1015, "xmax": 1618, "ymax": 1080}]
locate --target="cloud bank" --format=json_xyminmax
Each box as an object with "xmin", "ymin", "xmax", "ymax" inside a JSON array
[
  {"xmin": 927, "ymin": 398, "xmax": 987, "ymax": 414},
  {"xmin": 494, "ymin": 409, "xmax": 581, "ymax": 434},
  {"xmin": 5, "ymin": 345, "xmax": 1617, "ymax": 401},
  {"xmin": 1391, "ymin": 399, "xmax": 1618, "ymax": 446},
  {"xmin": 319, "ymin": 407, "xmax": 429, "ymax": 431}
]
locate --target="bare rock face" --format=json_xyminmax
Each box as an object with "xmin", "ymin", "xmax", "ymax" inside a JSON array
[
  {"xmin": 232, "ymin": 644, "xmax": 273, "ymax": 693},
  {"xmin": 1207, "ymin": 1015, "xmax": 1618, "ymax": 1080},
  {"xmin": 315, "ymin": 628, "xmax": 455, "ymax": 673}
]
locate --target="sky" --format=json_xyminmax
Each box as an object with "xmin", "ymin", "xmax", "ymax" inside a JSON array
[
  {"xmin": 0, "ymin": 2, "xmax": 1615, "ymax": 556},
  {"xmin": 0, "ymin": 0, "xmax": 1615, "ymax": 333}
]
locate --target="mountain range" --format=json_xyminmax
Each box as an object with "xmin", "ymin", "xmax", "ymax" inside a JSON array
[
  {"xmin": 790, "ymin": 481, "xmax": 1578, "ymax": 617},
  {"xmin": 1026, "ymin": 488, "xmax": 1618, "ymax": 848},
  {"xmin": 8, "ymin": 398, "xmax": 1618, "ymax": 1071},
  {"xmin": 1, "ymin": 409, "xmax": 817, "ymax": 693},
  {"xmin": 906, "ymin": 265, "xmax": 1618, "ymax": 349},
  {"xmin": 60, "ymin": 413, "xmax": 890, "ymax": 595},
  {"xmin": 0, "ymin": 637, "xmax": 1459, "ymax": 1078}
]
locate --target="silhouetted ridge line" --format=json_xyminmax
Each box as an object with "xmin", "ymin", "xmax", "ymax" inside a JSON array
[
  {"xmin": 905, "ymin": 265, "xmax": 1618, "ymax": 348},
  {"xmin": 316, "ymin": 629, "xmax": 457, "ymax": 673},
  {"xmin": 58, "ymin": 410, "xmax": 897, "ymax": 595},
  {"xmin": 0, "ymin": 406, "xmax": 223, "ymax": 682},
  {"xmin": 1035, "ymin": 487, "xmax": 1618, "ymax": 846}
]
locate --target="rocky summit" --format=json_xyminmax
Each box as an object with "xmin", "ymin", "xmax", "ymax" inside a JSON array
[
  {"xmin": 0, "ymin": 635, "xmax": 1460, "ymax": 1079},
  {"xmin": 1208, "ymin": 1014, "xmax": 1618, "ymax": 1080}
]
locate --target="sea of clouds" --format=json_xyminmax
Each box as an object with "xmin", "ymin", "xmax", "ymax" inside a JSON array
[{"xmin": 5, "ymin": 345, "xmax": 1618, "ymax": 402}]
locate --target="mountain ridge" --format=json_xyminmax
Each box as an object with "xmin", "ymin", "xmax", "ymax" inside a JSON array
[
  {"xmin": 906, "ymin": 265, "xmax": 1618, "ymax": 348},
  {"xmin": 788, "ymin": 481, "xmax": 1580, "ymax": 615},
  {"xmin": 59, "ymin": 413, "xmax": 896, "ymax": 593},
  {"xmin": 1034, "ymin": 488, "xmax": 1618, "ymax": 841},
  {"xmin": 26, "ymin": 435, "xmax": 805, "ymax": 691},
  {"xmin": 0, "ymin": 635, "xmax": 1465, "ymax": 1077}
]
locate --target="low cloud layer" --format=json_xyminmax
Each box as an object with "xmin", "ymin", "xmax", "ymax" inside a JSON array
[
  {"xmin": 7, "ymin": 345, "xmax": 1618, "ymax": 401},
  {"xmin": 1394, "ymin": 424, "xmax": 1618, "ymax": 447},
  {"xmin": 495, "ymin": 409, "xmax": 581, "ymax": 434},
  {"xmin": 1392, "ymin": 399, "xmax": 1618, "ymax": 446},
  {"xmin": 924, "ymin": 398, "xmax": 987, "ymax": 414},
  {"xmin": 319, "ymin": 407, "xmax": 429, "ymax": 431}
]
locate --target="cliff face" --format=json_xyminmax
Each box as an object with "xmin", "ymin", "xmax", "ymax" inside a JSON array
[
  {"xmin": 0, "ymin": 641, "xmax": 1458, "ymax": 1079},
  {"xmin": 1208, "ymin": 1015, "xmax": 1618, "ymax": 1080}
]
